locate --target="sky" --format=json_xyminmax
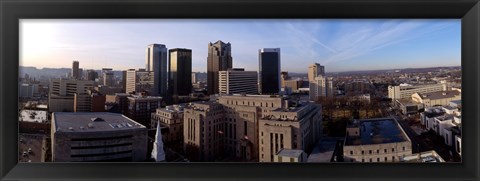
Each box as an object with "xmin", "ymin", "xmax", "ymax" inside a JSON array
[{"xmin": 20, "ymin": 19, "xmax": 461, "ymax": 73}]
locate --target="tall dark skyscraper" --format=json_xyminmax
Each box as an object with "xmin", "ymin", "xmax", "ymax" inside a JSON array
[
  {"xmin": 207, "ymin": 40, "xmax": 232, "ymax": 95},
  {"xmin": 146, "ymin": 44, "xmax": 168, "ymax": 97},
  {"xmin": 169, "ymin": 48, "xmax": 192, "ymax": 96},
  {"xmin": 72, "ymin": 61, "xmax": 80, "ymax": 79},
  {"xmin": 258, "ymin": 48, "xmax": 281, "ymax": 95}
]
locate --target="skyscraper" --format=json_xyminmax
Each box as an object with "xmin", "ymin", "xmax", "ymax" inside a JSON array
[
  {"xmin": 207, "ymin": 40, "xmax": 232, "ymax": 95},
  {"xmin": 258, "ymin": 48, "xmax": 281, "ymax": 95},
  {"xmin": 146, "ymin": 44, "xmax": 168, "ymax": 97},
  {"xmin": 72, "ymin": 61, "xmax": 80, "ymax": 80},
  {"xmin": 219, "ymin": 68, "xmax": 258, "ymax": 95},
  {"xmin": 308, "ymin": 63, "xmax": 325, "ymax": 82},
  {"xmin": 168, "ymin": 48, "xmax": 192, "ymax": 96}
]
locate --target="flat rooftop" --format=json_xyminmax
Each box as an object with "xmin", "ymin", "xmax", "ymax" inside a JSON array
[
  {"xmin": 307, "ymin": 138, "xmax": 338, "ymax": 162},
  {"xmin": 417, "ymin": 90, "xmax": 460, "ymax": 100},
  {"xmin": 53, "ymin": 112, "xmax": 145, "ymax": 133},
  {"xmin": 276, "ymin": 149, "xmax": 305, "ymax": 158},
  {"xmin": 19, "ymin": 110, "xmax": 48, "ymax": 123},
  {"xmin": 345, "ymin": 118, "xmax": 409, "ymax": 146}
]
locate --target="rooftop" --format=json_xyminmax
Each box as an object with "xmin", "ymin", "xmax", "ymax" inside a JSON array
[
  {"xmin": 400, "ymin": 150, "xmax": 445, "ymax": 162},
  {"xmin": 19, "ymin": 110, "xmax": 48, "ymax": 123},
  {"xmin": 276, "ymin": 149, "xmax": 305, "ymax": 158},
  {"xmin": 53, "ymin": 112, "xmax": 145, "ymax": 132},
  {"xmin": 345, "ymin": 118, "xmax": 409, "ymax": 146},
  {"xmin": 417, "ymin": 90, "xmax": 460, "ymax": 100}
]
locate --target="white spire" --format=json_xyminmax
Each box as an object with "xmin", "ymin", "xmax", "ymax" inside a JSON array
[{"xmin": 151, "ymin": 122, "xmax": 166, "ymax": 162}]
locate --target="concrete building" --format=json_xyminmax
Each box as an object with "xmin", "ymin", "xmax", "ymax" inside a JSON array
[
  {"xmin": 125, "ymin": 69, "xmax": 155, "ymax": 95},
  {"xmin": 258, "ymin": 103, "xmax": 322, "ymax": 162},
  {"xmin": 395, "ymin": 99, "xmax": 423, "ymax": 115},
  {"xmin": 308, "ymin": 63, "xmax": 325, "ymax": 82},
  {"xmin": 191, "ymin": 72, "xmax": 197, "ymax": 84},
  {"xmin": 207, "ymin": 40, "xmax": 232, "ymax": 95},
  {"xmin": 344, "ymin": 79, "xmax": 371, "ymax": 94},
  {"xmin": 146, "ymin": 44, "xmax": 168, "ymax": 96},
  {"xmin": 73, "ymin": 90, "xmax": 106, "ymax": 112},
  {"xmin": 343, "ymin": 118, "xmax": 412, "ymax": 162},
  {"xmin": 85, "ymin": 69, "xmax": 98, "ymax": 81},
  {"xmin": 19, "ymin": 83, "xmax": 39, "ymax": 98},
  {"xmin": 103, "ymin": 71, "xmax": 115, "ymax": 87},
  {"xmin": 127, "ymin": 94, "xmax": 162, "ymax": 128},
  {"xmin": 258, "ymin": 48, "xmax": 281, "ymax": 95},
  {"xmin": 273, "ymin": 149, "xmax": 307, "ymax": 162},
  {"xmin": 399, "ymin": 150, "xmax": 445, "ymax": 162},
  {"xmin": 388, "ymin": 83, "xmax": 446, "ymax": 101},
  {"xmin": 168, "ymin": 48, "xmax": 192, "ymax": 96},
  {"xmin": 72, "ymin": 61, "xmax": 80, "ymax": 80},
  {"xmin": 218, "ymin": 68, "xmax": 258, "ymax": 95},
  {"xmin": 412, "ymin": 90, "xmax": 461, "ymax": 108},
  {"xmin": 51, "ymin": 112, "xmax": 148, "ymax": 162},
  {"xmin": 182, "ymin": 94, "xmax": 322, "ymax": 162},
  {"xmin": 151, "ymin": 105, "xmax": 184, "ymax": 144},
  {"xmin": 48, "ymin": 79, "xmax": 94, "ymax": 112}
]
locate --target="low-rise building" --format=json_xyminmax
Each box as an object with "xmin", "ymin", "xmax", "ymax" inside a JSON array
[
  {"xmin": 273, "ymin": 149, "xmax": 307, "ymax": 162},
  {"xmin": 151, "ymin": 105, "xmax": 184, "ymax": 144},
  {"xmin": 343, "ymin": 118, "xmax": 412, "ymax": 162},
  {"xmin": 412, "ymin": 90, "xmax": 461, "ymax": 108},
  {"xmin": 51, "ymin": 112, "xmax": 148, "ymax": 162},
  {"xmin": 399, "ymin": 150, "xmax": 445, "ymax": 162}
]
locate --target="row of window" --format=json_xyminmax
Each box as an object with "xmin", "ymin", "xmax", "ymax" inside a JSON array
[{"xmin": 350, "ymin": 147, "xmax": 406, "ymax": 155}]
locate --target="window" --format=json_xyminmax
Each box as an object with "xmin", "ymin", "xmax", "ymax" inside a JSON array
[
  {"xmin": 369, "ymin": 150, "xmax": 372, "ymax": 154},
  {"xmin": 369, "ymin": 158, "xmax": 372, "ymax": 162},
  {"xmin": 361, "ymin": 151, "xmax": 364, "ymax": 155},
  {"xmin": 377, "ymin": 158, "xmax": 380, "ymax": 162},
  {"xmin": 362, "ymin": 159, "xmax": 364, "ymax": 162},
  {"xmin": 350, "ymin": 151, "xmax": 353, "ymax": 155},
  {"xmin": 384, "ymin": 149, "xmax": 387, "ymax": 153},
  {"xmin": 376, "ymin": 150, "xmax": 379, "ymax": 154},
  {"xmin": 402, "ymin": 147, "xmax": 405, "ymax": 151},
  {"xmin": 385, "ymin": 157, "xmax": 387, "ymax": 161}
]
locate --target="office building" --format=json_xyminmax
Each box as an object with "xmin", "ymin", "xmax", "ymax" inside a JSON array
[
  {"xmin": 127, "ymin": 94, "xmax": 162, "ymax": 128},
  {"xmin": 308, "ymin": 63, "xmax": 325, "ymax": 82},
  {"xmin": 388, "ymin": 83, "xmax": 446, "ymax": 101},
  {"xmin": 258, "ymin": 103, "xmax": 322, "ymax": 162},
  {"xmin": 218, "ymin": 68, "xmax": 258, "ymax": 95},
  {"xmin": 86, "ymin": 69, "xmax": 98, "ymax": 81},
  {"xmin": 146, "ymin": 44, "xmax": 168, "ymax": 96},
  {"xmin": 48, "ymin": 79, "xmax": 94, "ymax": 112},
  {"xmin": 343, "ymin": 118, "xmax": 412, "ymax": 162},
  {"xmin": 258, "ymin": 48, "xmax": 281, "ymax": 95},
  {"xmin": 183, "ymin": 94, "xmax": 322, "ymax": 162},
  {"xmin": 151, "ymin": 105, "xmax": 184, "ymax": 144},
  {"xmin": 72, "ymin": 61, "xmax": 80, "ymax": 80},
  {"xmin": 192, "ymin": 72, "xmax": 197, "ymax": 84},
  {"xmin": 169, "ymin": 48, "xmax": 192, "ymax": 96},
  {"xmin": 51, "ymin": 112, "xmax": 148, "ymax": 162},
  {"xmin": 103, "ymin": 71, "xmax": 115, "ymax": 87},
  {"xmin": 412, "ymin": 90, "xmax": 461, "ymax": 108},
  {"xmin": 125, "ymin": 69, "xmax": 155, "ymax": 95},
  {"xmin": 73, "ymin": 90, "xmax": 106, "ymax": 112},
  {"xmin": 207, "ymin": 40, "xmax": 232, "ymax": 95}
]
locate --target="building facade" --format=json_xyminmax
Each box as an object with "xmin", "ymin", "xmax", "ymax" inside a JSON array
[
  {"xmin": 169, "ymin": 48, "xmax": 192, "ymax": 96},
  {"xmin": 412, "ymin": 90, "xmax": 461, "ymax": 108},
  {"xmin": 388, "ymin": 83, "xmax": 446, "ymax": 101},
  {"xmin": 48, "ymin": 79, "xmax": 94, "ymax": 112},
  {"xmin": 258, "ymin": 48, "xmax": 281, "ymax": 95},
  {"xmin": 207, "ymin": 40, "xmax": 232, "ymax": 95},
  {"xmin": 218, "ymin": 68, "xmax": 258, "ymax": 95},
  {"xmin": 308, "ymin": 63, "xmax": 325, "ymax": 82},
  {"xmin": 72, "ymin": 61, "xmax": 80, "ymax": 80},
  {"xmin": 343, "ymin": 118, "xmax": 412, "ymax": 162},
  {"xmin": 151, "ymin": 105, "xmax": 184, "ymax": 144},
  {"xmin": 127, "ymin": 94, "xmax": 162, "ymax": 128},
  {"xmin": 125, "ymin": 69, "xmax": 155, "ymax": 95},
  {"xmin": 146, "ymin": 44, "xmax": 168, "ymax": 97},
  {"xmin": 51, "ymin": 112, "xmax": 147, "ymax": 162}
]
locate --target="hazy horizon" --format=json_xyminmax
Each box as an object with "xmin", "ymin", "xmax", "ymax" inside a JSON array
[{"xmin": 20, "ymin": 19, "xmax": 461, "ymax": 73}]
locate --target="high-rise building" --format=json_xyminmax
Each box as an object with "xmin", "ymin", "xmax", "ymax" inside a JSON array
[
  {"xmin": 308, "ymin": 63, "xmax": 325, "ymax": 82},
  {"xmin": 125, "ymin": 69, "xmax": 155, "ymax": 95},
  {"xmin": 103, "ymin": 71, "xmax": 115, "ymax": 87},
  {"xmin": 207, "ymin": 40, "xmax": 232, "ymax": 95},
  {"xmin": 72, "ymin": 61, "xmax": 80, "ymax": 80},
  {"xmin": 86, "ymin": 69, "xmax": 98, "ymax": 81},
  {"xmin": 259, "ymin": 48, "xmax": 281, "ymax": 95},
  {"xmin": 169, "ymin": 48, "xmax": 192, "ymax": 96},
  {"xmin": 218, "ymin": 68, "xmax": 258, "ymax": 95},
  {"xmin": 146, "ymin": 44, "xmax": 168, "ymax": 96},
  {"xmin": 51, "ymin": 112, "xmax": 147, "ymax": 162},
  {"xmin": 48, "ymin": 79, "xmax": 94, "ymax": 112},
  {"xmin": 191, "ymin": 72, "xmax": 197, "ymax": 84}
]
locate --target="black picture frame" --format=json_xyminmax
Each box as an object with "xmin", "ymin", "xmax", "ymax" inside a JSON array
[{"xmin": 1, "ymin": 0, "xmax": 479, "ymax": 180}]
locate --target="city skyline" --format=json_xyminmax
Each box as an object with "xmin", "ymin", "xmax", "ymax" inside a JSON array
[{"xmin": 20, "ymin": 19, "xmax": 461, "ymax": 73}]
